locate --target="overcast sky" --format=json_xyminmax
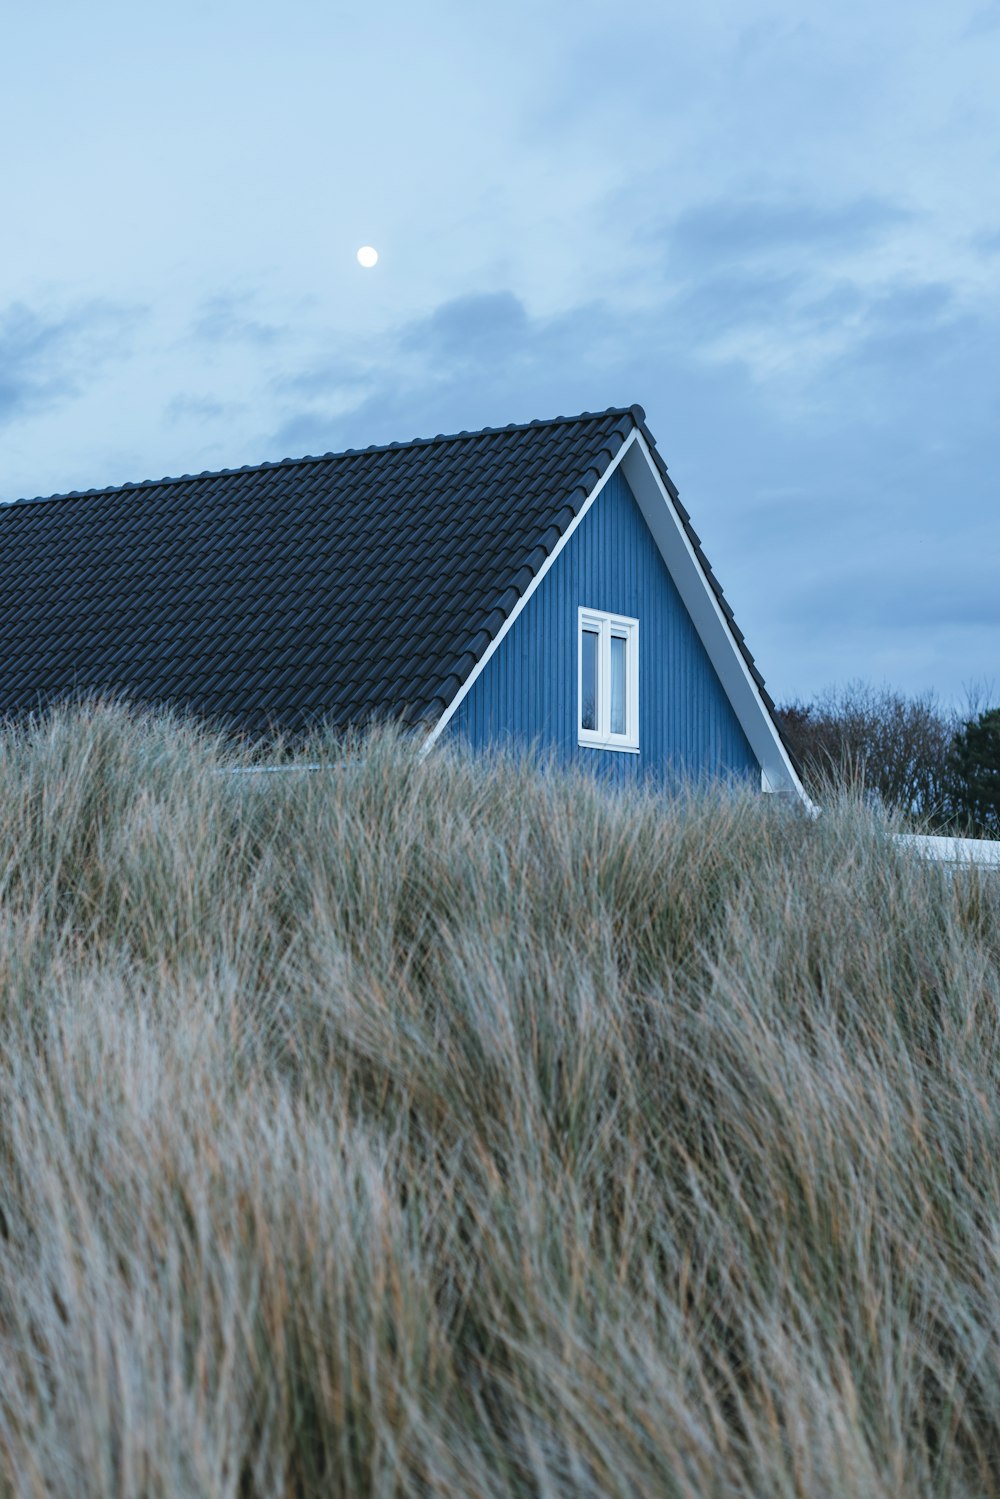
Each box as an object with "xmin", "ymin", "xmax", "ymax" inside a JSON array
[{"xmin": 2, "ymin": 0, "xmax": 998, "ymax": 707}]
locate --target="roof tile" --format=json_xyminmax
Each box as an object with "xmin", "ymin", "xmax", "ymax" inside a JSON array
[{"xmin": 0, "ymin": 406, "xmax": 778, "ymax": 733}]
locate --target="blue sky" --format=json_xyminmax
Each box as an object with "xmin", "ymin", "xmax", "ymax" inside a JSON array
[{"xmin": 2, "ymin": 0, "xmax": 999, "ymax": 706}]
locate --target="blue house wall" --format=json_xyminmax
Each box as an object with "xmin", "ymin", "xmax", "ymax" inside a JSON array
[{"xmin": 445, "ymin": 469, "xmax": 760, "ymax": 785}]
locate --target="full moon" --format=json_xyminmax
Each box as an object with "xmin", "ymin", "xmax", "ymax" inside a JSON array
[{"xmin": 356, "ymin": 245, "xmax": 379, "ymax": 268}]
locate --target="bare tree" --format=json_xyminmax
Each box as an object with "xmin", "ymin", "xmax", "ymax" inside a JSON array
[{"xmin": 775, "ymin": 682, "xmax": 959, "ymax": 823}]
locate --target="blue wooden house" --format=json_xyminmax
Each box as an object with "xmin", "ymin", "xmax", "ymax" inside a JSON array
[{"xmin": 0, "ymin": 404, "xmax": 807, "ymax": 800}]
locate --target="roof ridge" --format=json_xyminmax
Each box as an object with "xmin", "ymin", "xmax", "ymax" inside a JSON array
[{"xmin": 4, "ymin": 404, "xmax": 645, "ymax": 511}]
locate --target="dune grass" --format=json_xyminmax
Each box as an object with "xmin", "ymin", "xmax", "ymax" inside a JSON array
[{"xmin": 2, "ymin": 703, "xmax": 1000, "ymax": 1497}]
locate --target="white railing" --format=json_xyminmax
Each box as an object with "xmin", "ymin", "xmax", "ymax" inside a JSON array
[
  {"xmin": 215, "ymin": 767, "xmax": 1000, "ymax": 868},
  {"xmin": 895, "ymin": 833, "xmax": 1000, "ymax": 867}
]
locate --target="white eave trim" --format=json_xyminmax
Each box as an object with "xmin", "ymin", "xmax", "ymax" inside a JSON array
[
  {"xmin": 619, "ymin": 434, "xmax": 814, "ymax": 809},
  {"xmin": 423, "ymin": 424, "xmax": 814, "ymax": 811},
  {"xmin": 422, "ymin": 428, "xmax": 642, "ymax": 750}
]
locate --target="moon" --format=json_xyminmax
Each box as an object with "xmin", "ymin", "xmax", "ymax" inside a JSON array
[{"xmin": 356, "ymin": 245, "xmax": 379, "ymax": 268}]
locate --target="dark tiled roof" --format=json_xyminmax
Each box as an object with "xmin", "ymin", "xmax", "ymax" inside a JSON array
[{"xmin": 0, "ymin": 405, "xmax": 775, "ymax": 737}]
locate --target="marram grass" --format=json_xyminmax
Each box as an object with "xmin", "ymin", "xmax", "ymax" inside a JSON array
[{"xmin": 2, "ymin": 703, "xmax": 1000, "ymax": 1497}]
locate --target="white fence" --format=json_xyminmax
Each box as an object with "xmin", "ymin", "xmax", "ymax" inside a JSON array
[
  {"xmin": 220, "ymin": 766, "xmax": 1000, "ymax": 868},
  {"xmin": 895, "ymin": 833, "xmax": 1000, "ymax": 868}
]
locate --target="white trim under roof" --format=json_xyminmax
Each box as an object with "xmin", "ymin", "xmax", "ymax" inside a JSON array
[
  {"xmin": 619, "ymin": 433, "xmax": 812, "ymax": 807},
  {"xmin": 424, "ymin": 423, "xmax": 814, "ymax": 809},
  {"xmin": 423, "ymin": 428, "xmax": 641, "ymax": 748}
]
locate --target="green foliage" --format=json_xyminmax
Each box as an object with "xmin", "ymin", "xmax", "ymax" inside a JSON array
[
  {"xmin": 947, "ymin": 708, "xmax": 1000, "ymax": 837},
  {"xmin": 1, "ymin": 703, "xmax": 1000, "ymax": 1496}
]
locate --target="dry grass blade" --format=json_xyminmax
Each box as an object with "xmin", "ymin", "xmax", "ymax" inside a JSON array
[{"xmin": 1, "ymin": 703, "xmax": 999, "ymax": 1496}]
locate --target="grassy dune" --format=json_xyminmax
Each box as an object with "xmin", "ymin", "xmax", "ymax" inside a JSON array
[{"xmin": 1, "ymin": 705, "xmax": 1000, "ymax": 1497}]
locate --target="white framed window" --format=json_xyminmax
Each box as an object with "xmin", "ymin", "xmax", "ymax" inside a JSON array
[{"xmin": 578, "ymin": 607, "xmax": 639, "ymax": 752}]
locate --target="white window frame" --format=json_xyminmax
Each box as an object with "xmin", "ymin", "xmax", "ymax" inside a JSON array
[{"xmin": 578, "ymin": 607, "xmax": 639, "ymax": 753}]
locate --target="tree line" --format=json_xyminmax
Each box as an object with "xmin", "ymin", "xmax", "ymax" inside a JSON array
[{"xmin": 775, "ymin": 683, "xmax": 1000, "ymax": 836}]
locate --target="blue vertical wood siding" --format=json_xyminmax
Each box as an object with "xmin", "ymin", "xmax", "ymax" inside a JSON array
[{"xmin": 444, "ymin": 469, "xmax": 759, "ymax": 786}]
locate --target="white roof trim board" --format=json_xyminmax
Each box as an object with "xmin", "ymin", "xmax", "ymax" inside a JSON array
[
  {"xmin": 427, "ymin": 430, "xmax": 814, "ymax": 809},
  {"xmin": 620, "ymin": 435, "xmax": 811, "ymax": 806},
  {"xmin": 424, "ymin": 429, "xmax": 641, "ymax": 751}
]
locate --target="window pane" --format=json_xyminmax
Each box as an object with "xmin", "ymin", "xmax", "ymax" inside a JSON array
[
  {"xmin": 581, "ymin": 628, "xmax": 598, "ymax": 731},
  {"xmin": 610, "ymin": 633, "xmax": 626, "ymax": 735}
]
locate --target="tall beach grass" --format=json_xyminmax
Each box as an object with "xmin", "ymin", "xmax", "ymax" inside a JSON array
[{"xmin": 1, "ymin": 703, "xmax": 1000, "ymax": 1496}]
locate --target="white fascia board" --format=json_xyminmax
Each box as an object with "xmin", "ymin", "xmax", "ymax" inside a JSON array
[
  {"xmin": 424, "ymin": 424, "xmax": 813, "ymax": 810},
  {"xmin": 620, "ymin": 435, "xmax": 814, "ymax": 809},
  {"xmin": 423, "ymin": 428, "xmax": 641, "ymax": 750}
]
